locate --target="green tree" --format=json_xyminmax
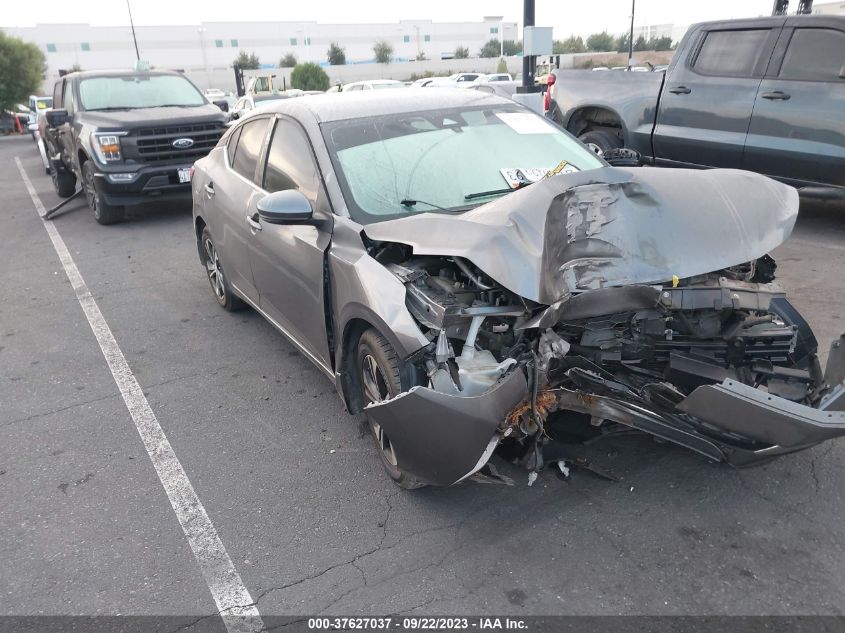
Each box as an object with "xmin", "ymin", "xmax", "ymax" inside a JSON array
[
  {"xmin": 480, "ymin": 38, "xmax": 500, "ymax": 58},
  {"xmin": 586, "ymin": 31, "xmax": 615, "ymax": 52},
  {"xmin": 0, "ymin": 32, "xmax": 45, "ymax": 111},
  {"xmin": 633, "ymin": 35, "xmax": 648, "ymax": 52},
  {"xmin": 327, "ymin": 42, "xmax": 345, "ymax": 65},
  {"xmin": 415, "ymin": 50, "xmax": 427, "ymax": 61},
  {"xmin": 454, "ymin": 45, "xmax": 469, "ymax": 59},
  {"xmin": 279, "ymin": 53, "xmax": 297, "ymax": 68},
  {"xmin": 502, "ymin": 40, "xmax": 522, "ymax": 56},
  {"xmin": 615, "ymin": 33, "xmax": 630, "ymax": 53},
  {"xmin": 373, "ymin": 40, "xmax": 393, "ymax": 64},
  {"xmin": 496, "ymin": 58, "xmax": 509, "ymax": 74},
  {"xmin": 650, "ymin": 36, "xmax": 674, "ymax": 51},
  {"xmin": 290, "ymin": 62, "xmax": 329, "ymax": 91},
  {"xmin": 233, "ymin": 51, "xmax": 260, "ymax": 69},
  {"xmin": 553, "ymin": 35, "xmax": 585, "ymax": 54}
]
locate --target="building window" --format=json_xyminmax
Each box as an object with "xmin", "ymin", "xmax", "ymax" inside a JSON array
[
  {"xmin": 403, "ymin": 35, "xmax": 410, "ymax": 43},
  {"xmin": 424, "ymin": 34, "xmax": 430, "ymax": 42},
  {"xmin": 490, "ymin": 27, "xmax": 499, "ymax": 34},
  {"xmin": 290, "ymin": 37, "xmax": 297, "ymax": 45},
  {"xmin": 215, "ymin": 39, "xmax": 223, "ymax": 48},
  {"xmin": 46, "ymin": 43, "xmax": 56, "ymax": 52},
  {"xmin": 80, "ymin": 42, "xmax": 90, "ymax": 51},
  {"xmin": 231, "ymin": 39, "xmax": 238, "ymax": 47}
]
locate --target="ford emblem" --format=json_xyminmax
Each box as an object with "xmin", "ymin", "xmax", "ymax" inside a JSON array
[{"xmin": 172, "ymin": 137, "xmax": 194, "ymax": 149}]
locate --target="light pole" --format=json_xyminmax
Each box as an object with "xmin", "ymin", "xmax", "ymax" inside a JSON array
[
  {"xmin": 628, "ymin": 0, "xmax": 636, "ymax": 69},
  {"xmin": 126, "ymin": 0, "xmax": 140, "ymax": 61}
]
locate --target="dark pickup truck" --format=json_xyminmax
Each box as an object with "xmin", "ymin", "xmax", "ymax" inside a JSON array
[
  {"xmin": 546, "ymin": 15, "xmax": 845, "ymax": 197},
  {"xmin": 44, "ymin": 69, "xmax": 228, "ymax": 224}
]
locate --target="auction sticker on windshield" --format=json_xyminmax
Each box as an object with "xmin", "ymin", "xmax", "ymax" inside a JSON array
[
  {"xmin": 177, "ymin": 168, "xmax": 192, "ymax": 184},
  {"xmin": 500, "ymin": 162, "xmax": 579, "ymax": 189},
  {"xmin": 495, "ymin": 112, "xmax": 556, "ymax": 134}
]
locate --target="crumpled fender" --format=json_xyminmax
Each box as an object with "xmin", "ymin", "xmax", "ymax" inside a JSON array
[{"xmin": 364, "ymin": 369, "xmax": 528, "ymax": 486}]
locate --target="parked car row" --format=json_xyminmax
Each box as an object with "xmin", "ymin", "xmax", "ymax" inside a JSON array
[{"xmin": 33, "ymin": 24, "xmax": 845, "ymax": 489}]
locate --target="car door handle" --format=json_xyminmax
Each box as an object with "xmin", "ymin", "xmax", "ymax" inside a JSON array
[
  {"xmin": 761, "ymin": 91, "xmax": 791, "ymax": 101},
  {"xmin": 668, "ymin": 85, "xmax": 691, "ymax": 95},
  {"xmin": 204, "ymin": 182, "xmax": 215, "ymax": 197},
  {"xmin": 246, "ymin": 213, "xmax": 261, "ymax": 232}
]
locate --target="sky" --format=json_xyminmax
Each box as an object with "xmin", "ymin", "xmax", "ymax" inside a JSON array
[{"xmin": 2, "ymin": 0, "xmax": 777, "ymax": 38}]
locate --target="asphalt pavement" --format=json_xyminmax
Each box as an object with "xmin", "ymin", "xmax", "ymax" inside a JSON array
[{"xmin": 2, "ymin": 134, "xmax": 845, "ymax": 622}]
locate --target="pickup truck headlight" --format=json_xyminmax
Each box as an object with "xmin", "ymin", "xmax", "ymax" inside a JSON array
[{"xmin": 91, "ymin": 132, "xmax": 126, "ymax": 163}]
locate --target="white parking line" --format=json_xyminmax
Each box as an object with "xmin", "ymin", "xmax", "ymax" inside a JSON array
[{"xmin": 15, "ymin": 158, "xmax": 264, "ymax": 633}]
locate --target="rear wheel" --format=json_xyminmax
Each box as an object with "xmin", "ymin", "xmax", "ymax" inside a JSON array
[
  {"xmin": 82, "ymin": 160, "xmax": 124, "ymax": 225},
  {"xmin": 578, "ymin": 129, "xmax": 622, "ymax": 156},
  {"xmin": 357, "ymin": 328, "xmax": 426, "ymax": 490},
  {"xmin": 50, "ymin": 162, "xmax": 76, "ymax": 198},
  {"xmin": 200, "ymin": 226, "xmax": 246, "ymax": 311}
]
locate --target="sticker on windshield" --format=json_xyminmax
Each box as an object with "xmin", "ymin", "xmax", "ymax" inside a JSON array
[
  {"xmin": 500, "ymin": 162, "xmax": 580, "ymax": 189},
  {"xmin": 495, "ymin": 112, "xmax": 556, "ymax": 134}
]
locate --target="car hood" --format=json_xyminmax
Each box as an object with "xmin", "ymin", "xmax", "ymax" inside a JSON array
[
  {"xmin": 80, "ymin": 104, "xmax": 226, "ymax": 130},
  {"xmin": 362, "ymin": 166, "xmax": 799, "ymax": 305}
]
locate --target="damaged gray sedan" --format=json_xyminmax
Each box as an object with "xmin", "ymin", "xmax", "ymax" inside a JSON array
[{"xmin": 191, "ymin": 90, "xmax": 845, "ymax": 489}]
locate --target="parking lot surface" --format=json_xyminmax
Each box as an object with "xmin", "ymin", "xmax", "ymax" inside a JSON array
[{"xmin": 2, "ymin": 134, "xmax": 845, "ymax": 619}]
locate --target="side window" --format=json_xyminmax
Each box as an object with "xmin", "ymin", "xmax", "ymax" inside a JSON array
[
  {"xmin": 230, "ymin": 118, "xmax": 267, "ymax": 182},
  {"xmin": 779, "ymin": 28, "xmax": 845, "ymax": 81},
  {"xmin": 262, "ymin": 118, "xmax": 320, "ymax": 200},
  {"xmin": 694, "ymin": 29, "xmax": 771, "ymax": 77},
  {"xmin": 62, "ymin": 80, "xmax": 75, "ymax": 114},
  {"xmin": 53, "ymin": 81, "xmax": 63, "ymax": 108},
  {"xmin": 226, "ymin": 126, "xmax": 243, "ymax": 166}
]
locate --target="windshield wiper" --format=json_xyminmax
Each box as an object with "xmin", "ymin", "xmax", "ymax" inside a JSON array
[
  {"xmin": 87, "ymin": 106, "xmax": 135, "ymax": 111},
  {"xmin": 401, "ymin": 198, "xmax": 449, "ymax": 211},
  {"xmin": 464, "ymin": 181, "xmax": 532, "ymax": 201}
]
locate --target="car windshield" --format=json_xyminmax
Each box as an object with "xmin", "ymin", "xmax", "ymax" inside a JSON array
[
  {"xmin": 79, "ymin": 75, "xmax": 205, "ymax": 110},
  {"xmin": 373, "ymin": 83, "xmax": 404, "ymax": 89},
  {"xmin": 322, "ymin": 104, "xmax": 604, "ymax": 224}
]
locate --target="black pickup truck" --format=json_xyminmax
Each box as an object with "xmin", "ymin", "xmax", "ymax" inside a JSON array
[
  {"xmin": 44, "ymin": 70, "xmax": 228, "ymax": 224},
  {"xmin": 546, "ymin": 15, "xmax": 845, "ymax": 197}
]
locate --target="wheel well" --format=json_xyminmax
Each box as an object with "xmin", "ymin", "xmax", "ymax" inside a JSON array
[
  {"xmin": 567, "ymin": 107, "xmax": 624, "ymax": 142},
  {"xmin": 340, "ymin": 318, "xmax": 372, "ymax": 414},
  {"xmin": 77, "ymin": 148, "xmax": 88, "ymax": 170},
  {"xmin": 194, "ymin": 217, "xmax": 207, "ymax": 262}
]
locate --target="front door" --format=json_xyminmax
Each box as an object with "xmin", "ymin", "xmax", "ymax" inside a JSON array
[
  {"xmin": 247, "ymin": 116, "xmax": 333, "ymax": 371},
  {"xmin": 743, "ymin": 22, "xmax": 845, "ymax": 188},
  {"xmin": 653, "ymin": 22, "xmax": 782, "ymax": 168}
]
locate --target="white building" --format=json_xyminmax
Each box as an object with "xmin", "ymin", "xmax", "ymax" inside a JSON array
[
  {"xmin": 813, "ymin": 0, "xmax": 845, "ymax": 14},
  {"xmin": 4, "ymin": 17, "xmax": 518, "ymax": 90}
]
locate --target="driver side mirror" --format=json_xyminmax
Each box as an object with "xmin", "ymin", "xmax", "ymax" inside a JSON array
[
  {"xmin": 212, "ymin": 99, "xmax": 229, "ymax": 112},
  {"xmin": 257, "ymin": 190, "xmax": 315, "ymax": 224},
  {"xmin": 45, "ymin": 109, "xmax": 69, "ymax": 126}
]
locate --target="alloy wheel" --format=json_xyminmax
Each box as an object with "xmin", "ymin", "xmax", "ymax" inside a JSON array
[
  {"xmin": 361, "ymin": 354, "xmax": 398, "ymax": 467},
  {"xmin": 203, "ymin": 238, "xmax": 225, "ymax": 301}
]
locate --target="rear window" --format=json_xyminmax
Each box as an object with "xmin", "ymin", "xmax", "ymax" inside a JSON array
[
  {"xmin": 694, "ymin": 29, "xmax": 770, "ymax": 77},
  {"xmin": 78, "ymin": 74, "xmax": 205, "ymax": 110},
  {"xmin": 779, "ymin": 28, "xmax": 845, "ymax": 81}
]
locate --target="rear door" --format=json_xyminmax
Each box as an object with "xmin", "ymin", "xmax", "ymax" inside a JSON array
[
  {"xmin": 247, "ymin": 115, "xmax": 333, "ymax": 371},
  {"xmin": 652, "ymin": 20, "xmax": 783, "ymax": 168},
  {"xmin": 743, "ymin": 19, "xmax": 845, "ymax": 188},
  {"xmin": 204, "ymin": 116, "xmax": 272, "ymax": 303}
]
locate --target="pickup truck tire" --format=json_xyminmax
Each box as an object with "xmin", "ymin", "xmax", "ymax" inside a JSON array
[
  {"xmin": 82, "ymin": 161, "xmax": 125, "ymax": 225},
  {"xmin": 51, "ymin": 164, "xmax": 77, "ymax": 198},
  {"xmin": 579, "ymin": 130, "xmax": 622, "ymax": 156}
]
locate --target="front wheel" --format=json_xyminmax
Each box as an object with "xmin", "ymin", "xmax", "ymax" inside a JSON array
[
  {"xmin": 82, "ymin": 161, "xmax": 124, "ymax": 225},
  {"xmin": 357, "ymin": 328, "xmax": 426, "ymax": 490},
  {"xmin": 50, "ymin": 162, "xmax": 76, "ymax": 198},
  {"xmin": 199, "ymin": 227, "xmax": 246, "ymax": 311}
]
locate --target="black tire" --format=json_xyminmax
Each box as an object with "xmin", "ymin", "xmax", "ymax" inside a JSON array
[
  {"xmin": 199, "ymin": 227, "xmax": 246, "ymax": 311},
  {"xmin": 578, "ymin": 129, "xmax": 622, "ymax": 156},
  {"xmin": 50, "ymin": 163, "xmax": 76, "ymax": 198},
  {"xmin": 82, "ymin": 160, "xmax": 125, "ymax": 225},
  {"xmin": 356, "ymin": 328, "xmax": 426, "ymax": 490}
]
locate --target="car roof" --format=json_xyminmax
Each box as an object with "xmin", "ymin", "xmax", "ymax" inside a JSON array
[
  {"xmin": 61, "ymin": 69, "xmax": 189, "ymax": 80},
  {"xmin": 258, "ymin": 88, "xmax": 513, "ymax": 123}
]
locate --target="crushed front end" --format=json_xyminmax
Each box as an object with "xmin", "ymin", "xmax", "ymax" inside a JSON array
[{"xmin": 362, "ymin": 168, "xmax": 845, "ymax": 485}]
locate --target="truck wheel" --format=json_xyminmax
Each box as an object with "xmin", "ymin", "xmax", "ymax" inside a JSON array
[
  {"xmin": 82, "ymin": 161, "xmax": 124, "ymax": 225},
  {"xmin": 51, "ymin": 164, "xmax": 77, "ymax": 198},
  {"xmin": 356, "ymin": 328, "xmax": 426, "ymax": 490},
  {"xmin": 579, "ymin": 130, "xmax": 622, "ymax": 156}
]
